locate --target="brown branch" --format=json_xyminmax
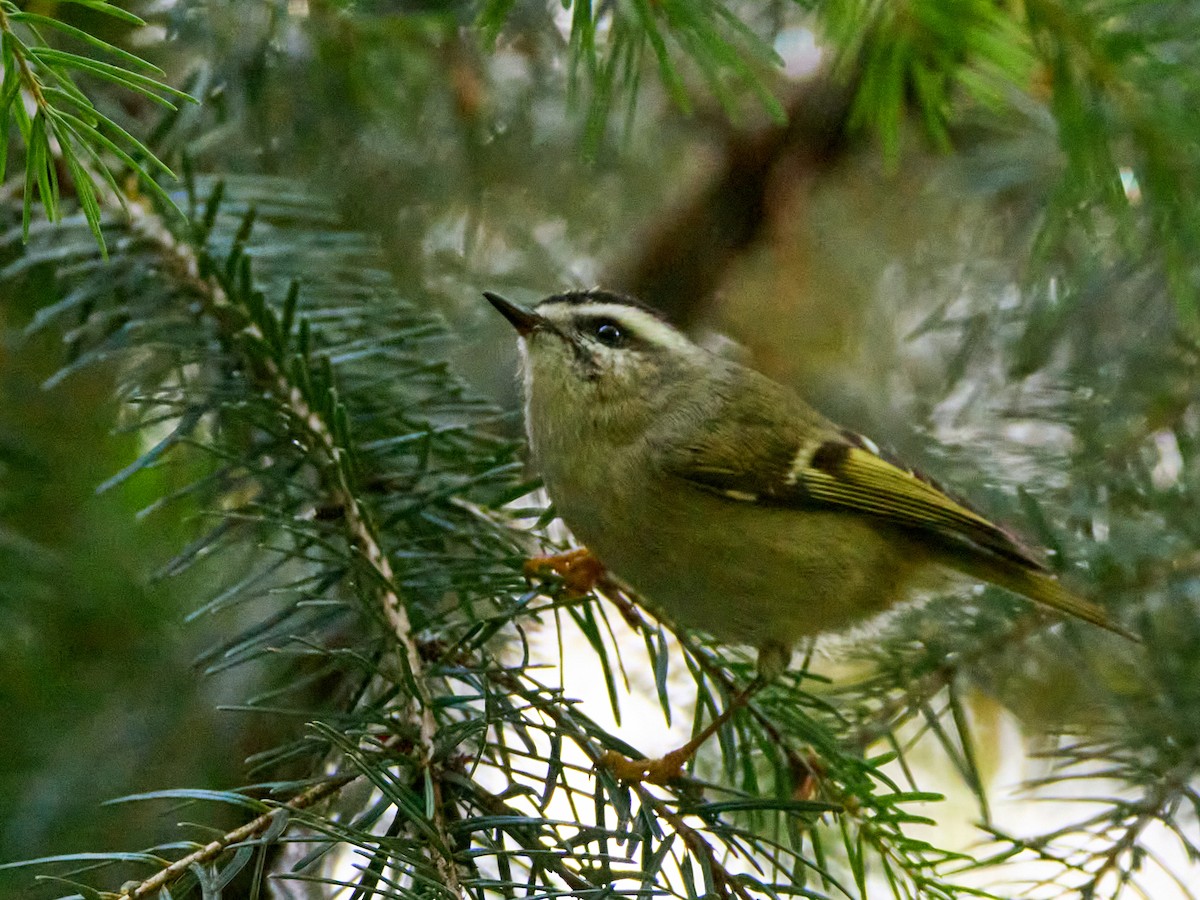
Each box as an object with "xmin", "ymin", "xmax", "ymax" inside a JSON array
[
  {"xmin": 607, "ymin": 74, "xmax": 858, "ymax": 327},
  {"xmin": 117, "ymin": 773, "xmax": 357, "ymax": 900},
  {"xmin": 489, "ymin": 667, "xmax": 759, "ymax": 900},
  {"xmin": 648, "ymin": 795, "xmax": 756, "ymax": 900},
  {"xmin": 466, "ymin": 785, "xmax": 593, "ymax": 893},
  {"xmin": 88, "ymin": 185, "xmax": 465, "ymax": 898},
  {"xmin": 598, "ymin": 585, "xmax": 821, "ymax": 787}
]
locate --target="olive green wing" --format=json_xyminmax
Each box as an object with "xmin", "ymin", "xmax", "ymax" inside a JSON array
[
  {"xmin": 664, "ymin": 412, "xmax": 1135, "ymax": 639},
  {"xmin": 665, "ymin": 416, "xmax": 1045, "ymax": 570},
  {"xmin": 794, "ymin": 436, "xmax": 1048, "ymax": 570}
]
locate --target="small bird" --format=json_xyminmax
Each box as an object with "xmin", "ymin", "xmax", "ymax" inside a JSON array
[{"xmin": 485, "ymin": 288, "xmax": 1132, "ymax": 779}]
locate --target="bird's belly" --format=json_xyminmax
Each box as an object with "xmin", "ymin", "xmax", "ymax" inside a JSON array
[{"xmin": 559, "ymin": 482, "xmax": 924, "ymax": 648}]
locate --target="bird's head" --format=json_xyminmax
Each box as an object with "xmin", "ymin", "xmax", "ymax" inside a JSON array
[{"xmin": 485, "ymin": 289, "xmax": 708, "ymax": 439}]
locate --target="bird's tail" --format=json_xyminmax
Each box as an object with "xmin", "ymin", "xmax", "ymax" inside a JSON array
[{"xmin": 954, "ymin": 557, "xmax": 1138, "ymax": 642}]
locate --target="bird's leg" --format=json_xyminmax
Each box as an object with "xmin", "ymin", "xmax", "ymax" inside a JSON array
[
  {"xmin": 600, "ymin": 641, "xmax": 791, "ymax": 786},
  {"xmin": 600, "ymin": 677, "xmax": 764, "ymax": 784},
  {"xmin": 523, "ymin": 547, "xmax": 606, "ymax": 597}
]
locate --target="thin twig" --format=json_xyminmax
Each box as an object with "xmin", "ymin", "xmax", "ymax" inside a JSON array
[
  {"xmin": 117, "ymin": 773, "xmax": 357, "ymax": 900},
  {"xmin": 646, "ymin": 795, "xmax": 755, "ymax": 900},
  {"xmin": 845, "ymin": 609, "xmax": 1048, "ymax": 749},
  {"xmin": 1082, "ymin": 750, "xmax": 1199, "ymax": 897},
  {"xmin": 490, "ymin": 666, "xmax": 765, "ymax": 900},
  {"xmin": 466, "ymin": 784, "xmax": 594, "ymax": 893},
  {"xmin": 0, "ymin": 6, "xmax": 48, "ymax": 110}
]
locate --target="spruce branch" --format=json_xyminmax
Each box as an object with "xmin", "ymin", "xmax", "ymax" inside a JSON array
[
  {"xmin": 975, "ymin": 745, "xmax": 1200, "ymax": 898},
  {"xmin": 5, "ymin": 3, "xmax": 1200, "ymax": 898},
  {"xmin": 115, "ymin": 773, "xmax": 358, "ymax": 900},
  {"xmin": 1086, "ymin": 750, "xmax": 1200, "ymax": 895},
  {"xmin": 42, "ymin": 168, "xmax": 470, "ymax": 897},
  {"xmin": 649, "ymin": 796, "xmax": 757, "ymax": 900},
  {"xmin": 0, "ymin": 0, "xmax": 191, "ymax": 249},
  {"xmin": 464, "ymin": 784, "xmax": 597, "ymax": 894},
  {"xmin": 151, "ymin": 213, "xmax": 461, "ymax": 897},
  {"xmin": 485, "ymin": 647, "xmax": 982, "ymax": 899}
]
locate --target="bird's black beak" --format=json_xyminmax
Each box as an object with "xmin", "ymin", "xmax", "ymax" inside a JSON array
[{"xmin": 483, "ymin": 291, "xmax": 542, "ymax": 336}]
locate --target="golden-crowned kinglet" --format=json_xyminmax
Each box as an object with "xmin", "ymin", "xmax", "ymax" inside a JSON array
[{"xmin": 486, "ymin": 288, "xmax": 1134, "ymax": 672}]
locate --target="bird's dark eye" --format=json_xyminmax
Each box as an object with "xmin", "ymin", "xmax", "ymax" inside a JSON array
[{"xmin": 592, "ymin": 319, "xmax": 626, "ymax": 347}]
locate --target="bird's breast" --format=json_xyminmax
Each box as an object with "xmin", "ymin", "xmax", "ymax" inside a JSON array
[{"xmin": 534, "ymin": 441, "xmax": 926, "ymax": 648}]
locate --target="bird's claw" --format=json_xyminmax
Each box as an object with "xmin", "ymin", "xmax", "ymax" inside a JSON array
[
  {"xmin": 599, "ymin": 748, "xmax": 691, "ymax": 785},
  {"xmin": 524, "ymin": 548, "xmax": 606, "ymax": 597}
]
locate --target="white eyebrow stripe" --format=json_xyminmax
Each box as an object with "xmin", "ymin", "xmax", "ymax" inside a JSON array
[{"xmin": 539, "ymin": 301, "xmax": 695, "ymax": 353}]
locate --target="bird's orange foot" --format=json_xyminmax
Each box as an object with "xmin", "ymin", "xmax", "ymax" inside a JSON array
[
  {"xmin": 524, "ymin": 548, "xmax": 605, "ymax": 597},
  {"xmin": 599, "ymin": 677, "xmax": 766, "ymax": 786},
  {"xmin": 599, "ymin": 747, "xmax": 693, "ymax": 785}
]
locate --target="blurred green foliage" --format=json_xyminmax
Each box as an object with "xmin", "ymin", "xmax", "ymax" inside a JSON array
[{"xmin": 0, "ymin": 270, "xmax": 251, "ymax": 891}]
